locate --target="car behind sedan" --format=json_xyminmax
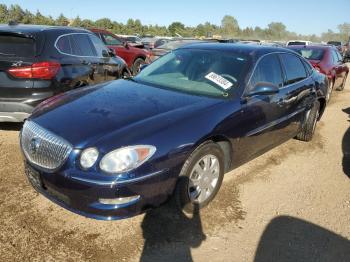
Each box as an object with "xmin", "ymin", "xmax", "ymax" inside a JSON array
[
  {"xmin": 20, "ymin": 44, "xmax": 328, "ymax": 220},
  {"xmin": 288, "ymin": 45, "xmax": 348, "ymax": 101},
  {"xmin": 0, "ymin": 24, "xmax": 129, "ymax": 122}
]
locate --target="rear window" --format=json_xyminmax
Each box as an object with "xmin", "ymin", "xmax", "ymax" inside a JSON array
[
  {"xmin": 0, "ymin": 35, "xmax": 35, "ymax": 57},
  {"xmin": 287, "ymin": 41, "xmax": 307, "ymax": 46},
  {"xmin": 327, "ymin": 41, "xmax": 341, "ymax": 46},
  {"xmin": 293, "ymin": 48, "xmax": 325, "ymax": 61}
]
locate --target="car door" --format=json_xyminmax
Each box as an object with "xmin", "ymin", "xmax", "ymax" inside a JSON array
[
  {"xmin": 89, "ymin": 34, "xmax": 120, "ymax": 81},
  {"xmin": 331, "ymin": 49, "xmax": 344, "ymax": 88},
  {"xmin": 278, "ymin": 53, "xmax": 315, "ymax": 136},
  {"xmin": 101, "ymin": 33, "xmax": 132, "ymax": 66},
  {"xmin": 70, "ymin": 33, "xmax": 105, "ymax": 85},
  {"xmin": 237, "ymin": 53, "xmax": 290, "ymax": 162}
]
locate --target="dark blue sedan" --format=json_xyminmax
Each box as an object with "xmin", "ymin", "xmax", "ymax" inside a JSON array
[{"xmin": 20, "ymin": 43, "xmax": 328, "ymax": 220}]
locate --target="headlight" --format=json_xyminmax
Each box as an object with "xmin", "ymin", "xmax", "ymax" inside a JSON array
[
  {"xmin": 100, "ymin": 145, "xmax": 156, "ymax": 174},
  {"xmin": 80, "ymin": 148, "xmax": 99, "ymax": 169}
]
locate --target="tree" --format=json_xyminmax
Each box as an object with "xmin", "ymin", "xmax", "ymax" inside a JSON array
[
  {"xmin": 221, "ymin": 15, "xmax": 239, "ymax": 37},
  {"xmin": 0, "ymin": 4, "xmax": 8, "ymax": 23},
  {"xmin": 267, "ymin": 22, "xmax": 287, "ymax": 40},
  {"xmin": 70, "ymin": 16, "xmax": 82, "ymax": 27},
  {"xmin": 337, "ymin": 23, "xmax": 350, "ymax": 42},
  {"xmin": 56, "ymin": 13, "xmax": 69, "ymax": 26},
  {"xmin": 168, "ymin": 22, "xmax": 185, "ymax": 36},
  {"xmin": 7, "ymin": 4, "xmax": 24, "ymax": 23}
]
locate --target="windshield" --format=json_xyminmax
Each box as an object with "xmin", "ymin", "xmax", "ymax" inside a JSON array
[
  {"xmin": 293, "ymin": 48, "xmax": 325, "ymax": 60},
  {"xmin": 135, "ymin": 48, "xmax": 251, "ymax": 98}
]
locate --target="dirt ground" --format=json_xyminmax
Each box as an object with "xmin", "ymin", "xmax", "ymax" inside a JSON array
[{"xmin": 0, "ymin": 78, "xmax": 349, "ymax": 262}]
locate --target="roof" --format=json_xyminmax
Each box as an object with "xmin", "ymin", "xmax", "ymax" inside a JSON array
[
  {"xmin": 0, "ymin": 24, "xmax": 90, "ymax": 36},
  {"xmin": 180, "ymin": 42, "xmax": 295, "ymax": 59},
  {"xmin": 287, "ymin": 44, "xmax": 334, "ymax": 51}
]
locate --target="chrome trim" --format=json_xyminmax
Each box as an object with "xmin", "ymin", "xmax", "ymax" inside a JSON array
[
  {"xmin": 21, "ymin": 121, "xmax": 73, "ymax": 171},
  {"xmin": 70, "ymin": 169, "xmax": 166, "ymax": 186},
  {"xmin": 54, "ymin": 32, "xmax": 105, "ymax": 58},
  {"xmin": 246, "ymin": 108, "xmax": 305, "ymax": 137}
]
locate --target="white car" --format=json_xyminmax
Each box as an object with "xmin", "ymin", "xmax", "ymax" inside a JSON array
[{"xmin": 286, "ymin": 40, "xmax": 312, "ymax": 46}]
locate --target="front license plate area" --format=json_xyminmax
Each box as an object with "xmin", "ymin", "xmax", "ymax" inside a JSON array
[{"xmin": 25, "ymin": 164, "xmax": 43, "ymax": 190}]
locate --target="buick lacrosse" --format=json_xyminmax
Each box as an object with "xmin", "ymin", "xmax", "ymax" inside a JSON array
[{"xmin": 20, "ymin": 43, "xmax": 328, "ymax": 220}]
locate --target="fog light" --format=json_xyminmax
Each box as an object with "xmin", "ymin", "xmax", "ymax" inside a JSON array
[{"xmin": 99, "ymin": 195, "xmax": 140, "ymax": 205}]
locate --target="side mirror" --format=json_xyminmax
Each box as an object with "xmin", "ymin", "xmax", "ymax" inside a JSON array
[
  {"xmin": 247, "ymin": 82, "xmax": 279, "ymax": 97},
  {"xmin": 108, "ymin": 48, "xmax": 116, "ymax": 57},
  {"xmin": 123, "ymin": 41, "xmax": 129, "ymax": 48},
  {"xmin": 102, "ymin": 50, "xmax": 109, "ymax": 57},
  {"xmin": 139, "ymin": 64, "xmax": 148, "ymax": 71}
]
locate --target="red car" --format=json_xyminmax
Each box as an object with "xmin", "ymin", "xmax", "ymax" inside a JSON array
[
  {"xmin": 90, "ymin": 28, "xmax": 151, "ymax": 75},
  {"xmin": 288, "ymin": 45, "xmax": 349, "ymax": 101}
]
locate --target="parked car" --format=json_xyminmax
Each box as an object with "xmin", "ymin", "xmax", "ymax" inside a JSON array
[
  {"xmin": 150, "ymin": 39, "xmax": 208, "ymax": 61},
  {"xmin": 0, "ymin": 24, "xmax": 129, "ymax": 122},
  {"xmin": 141, "ymin": 37, "xmax": 172, "ymax": 50},
  {"xmin": 20, "ymin": 43, "xmax": 328, "ymax": 220},
  {"xmin": 286, "ymin": 40, "xmax": 312, "ymax": 46},
  {"xmin": 90, "ymin": 28, "xmax": 151, "ymax": 75},
  {"xmin": 327, "ymin": 41, "xmax": 344, "ymax": 54},
  {"xmin": 288, "ymin": 45, "xmax": 348, "ymax": 101},
  {"xmin": 118, "ymin": 35, "xmax": 144, "ymax": 48}
]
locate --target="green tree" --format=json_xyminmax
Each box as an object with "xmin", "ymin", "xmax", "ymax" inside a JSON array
[
  {"xmin": 266, "ymin": 22, "xmax": 287, "ymax": 40},
  {"xmin": 7, "ymin": 4, "xmax": 24, "ymax": 23},
  {"xmin": 0, "ymin": 4, "xmax": 8, "ymax": 23},
  {"xmin": 337, "ymin": 23, "xmax": 350, "ymax": 42},
  {"xmin": 56, "ymin": 13, "xmax": 69, "ymax": 26},
  {"xmin": 168, "ymin": 22, "xmax": 185, "ymax": 36},
  {"xmin": 221, "ymin": 15, "xmax": 239, "ymax": 37}
]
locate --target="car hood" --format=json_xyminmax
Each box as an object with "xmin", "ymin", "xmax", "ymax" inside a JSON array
[{"xmin": 30, "ymin": 80, "xmax": 223, "ymax": 147}]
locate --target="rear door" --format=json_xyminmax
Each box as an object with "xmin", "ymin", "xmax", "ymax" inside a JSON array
[
  {"xmin": 278, "ymin": 53, "xmax": 315, "ymax": 134},
  {"xmin": 88, "ymin": 34, "xmax": 120, "ymax": 81},
  {"xmin": 331, "ymin": 49, "xmax": 344, "ymax": 88},
  {"xmin": 0, "ymin": 33, "xmax": 36, "ymax": 99}
]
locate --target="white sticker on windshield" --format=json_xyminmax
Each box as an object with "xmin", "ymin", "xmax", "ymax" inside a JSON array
[{"xmin": 205, "ymin": 72, "xmax": 233, "ymax": 90}]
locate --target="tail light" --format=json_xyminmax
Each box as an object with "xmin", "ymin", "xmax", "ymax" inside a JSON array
[{"xmin": 8, "ymin": 61, "xmax": 61, "ymax": 80}]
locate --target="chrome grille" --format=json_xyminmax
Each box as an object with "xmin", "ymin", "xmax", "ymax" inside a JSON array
[{"xmin": 21, "ymin": 121, "xmax": 73, "ymax": 171}]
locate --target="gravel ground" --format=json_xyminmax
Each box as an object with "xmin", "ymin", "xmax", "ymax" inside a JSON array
[{"xmin": 0, "ymin": 78, "xmax": 349, "ymax": 262}]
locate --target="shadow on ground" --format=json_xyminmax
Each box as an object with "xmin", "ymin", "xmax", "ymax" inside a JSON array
[
  {"xmin": 140, "ymin": 199, "xmax": 206, "ymax": 262},
  {"xmin": 342, "ymin": 107, "xmax": 350, "ymax": 178},
  {"xmin": 254, "ymin": 216, "xmax": 350, "ymax": 262},
  {"xmin": 0, "ymin": 122, "xmax": 23, "ymax": 131}
]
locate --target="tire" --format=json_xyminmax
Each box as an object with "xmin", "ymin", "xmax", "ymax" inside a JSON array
[
  {"xmin": 296, "ymin": 101, "xmax": 320, "ymax": 142},
  {"xmin": 175, "ymin": 142, "xmax": 225, "ymax": 215},
  {"xmin": 131, "ymin": 58, "xmax": 145, "ymax": 76},
  {"xmin": 122, "ymin": 69, "xmax": 130, "ymax": 79},
  {"xmin": 326, "ymin": 80, "xmax": 334, "ymax": 102},
  {"xmin": 337, "ymin": 73, "xmax": 348, "ymax": 91}
]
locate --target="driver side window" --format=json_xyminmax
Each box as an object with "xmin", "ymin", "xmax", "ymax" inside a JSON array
[
  {"xmin": 102, "ymin": 33, "xmax": 122, "ymax": 46},
  {"xmin": 250, "ymin": 54, "xmax": 284, "ymax": 90}
]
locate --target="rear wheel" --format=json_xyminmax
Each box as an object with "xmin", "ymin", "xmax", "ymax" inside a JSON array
[
  {"xmin": 337, "ymin": 73, "xmax": 348, "ymax": 91},
  {"xmin": 296, "ymin": 101, "xmax": 320, "ymax": 142},
  {"xmin": 175, "ymin": 142, "xmax": 225, "ymax": 215},
  {"xmin": 326, "ymin": 80, "xmax": 334, "ymax": 102},
  {"xmin": 131, "ymin": 58, "xmax": 145, "ymax": 76}
]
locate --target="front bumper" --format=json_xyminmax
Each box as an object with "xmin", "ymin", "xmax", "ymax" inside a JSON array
[{"xmin": 24, "ymin": 162, "xmax": 177, "ymax": 220}]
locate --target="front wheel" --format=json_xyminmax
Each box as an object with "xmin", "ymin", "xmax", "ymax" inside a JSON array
[
  {"xmin": 175, "ymin": 142, "xmax": 225, "ymax": 215},
  {"xmin": 131, "ymin": 58, "xmax": 145, "ymax": 76},
  {"xmin": 296, "ymin": 101, "xmax": 320, "ymax": 142}
]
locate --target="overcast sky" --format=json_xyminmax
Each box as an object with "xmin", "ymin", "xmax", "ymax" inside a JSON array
[{"xmin": 3, "ymin": 0, "xmax": 349, "ymax": 35}]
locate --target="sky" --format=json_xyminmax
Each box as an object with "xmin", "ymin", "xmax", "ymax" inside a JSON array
[{"xmin": 3, "ymin": 0, "xmax": 349, "ymax": 36}]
